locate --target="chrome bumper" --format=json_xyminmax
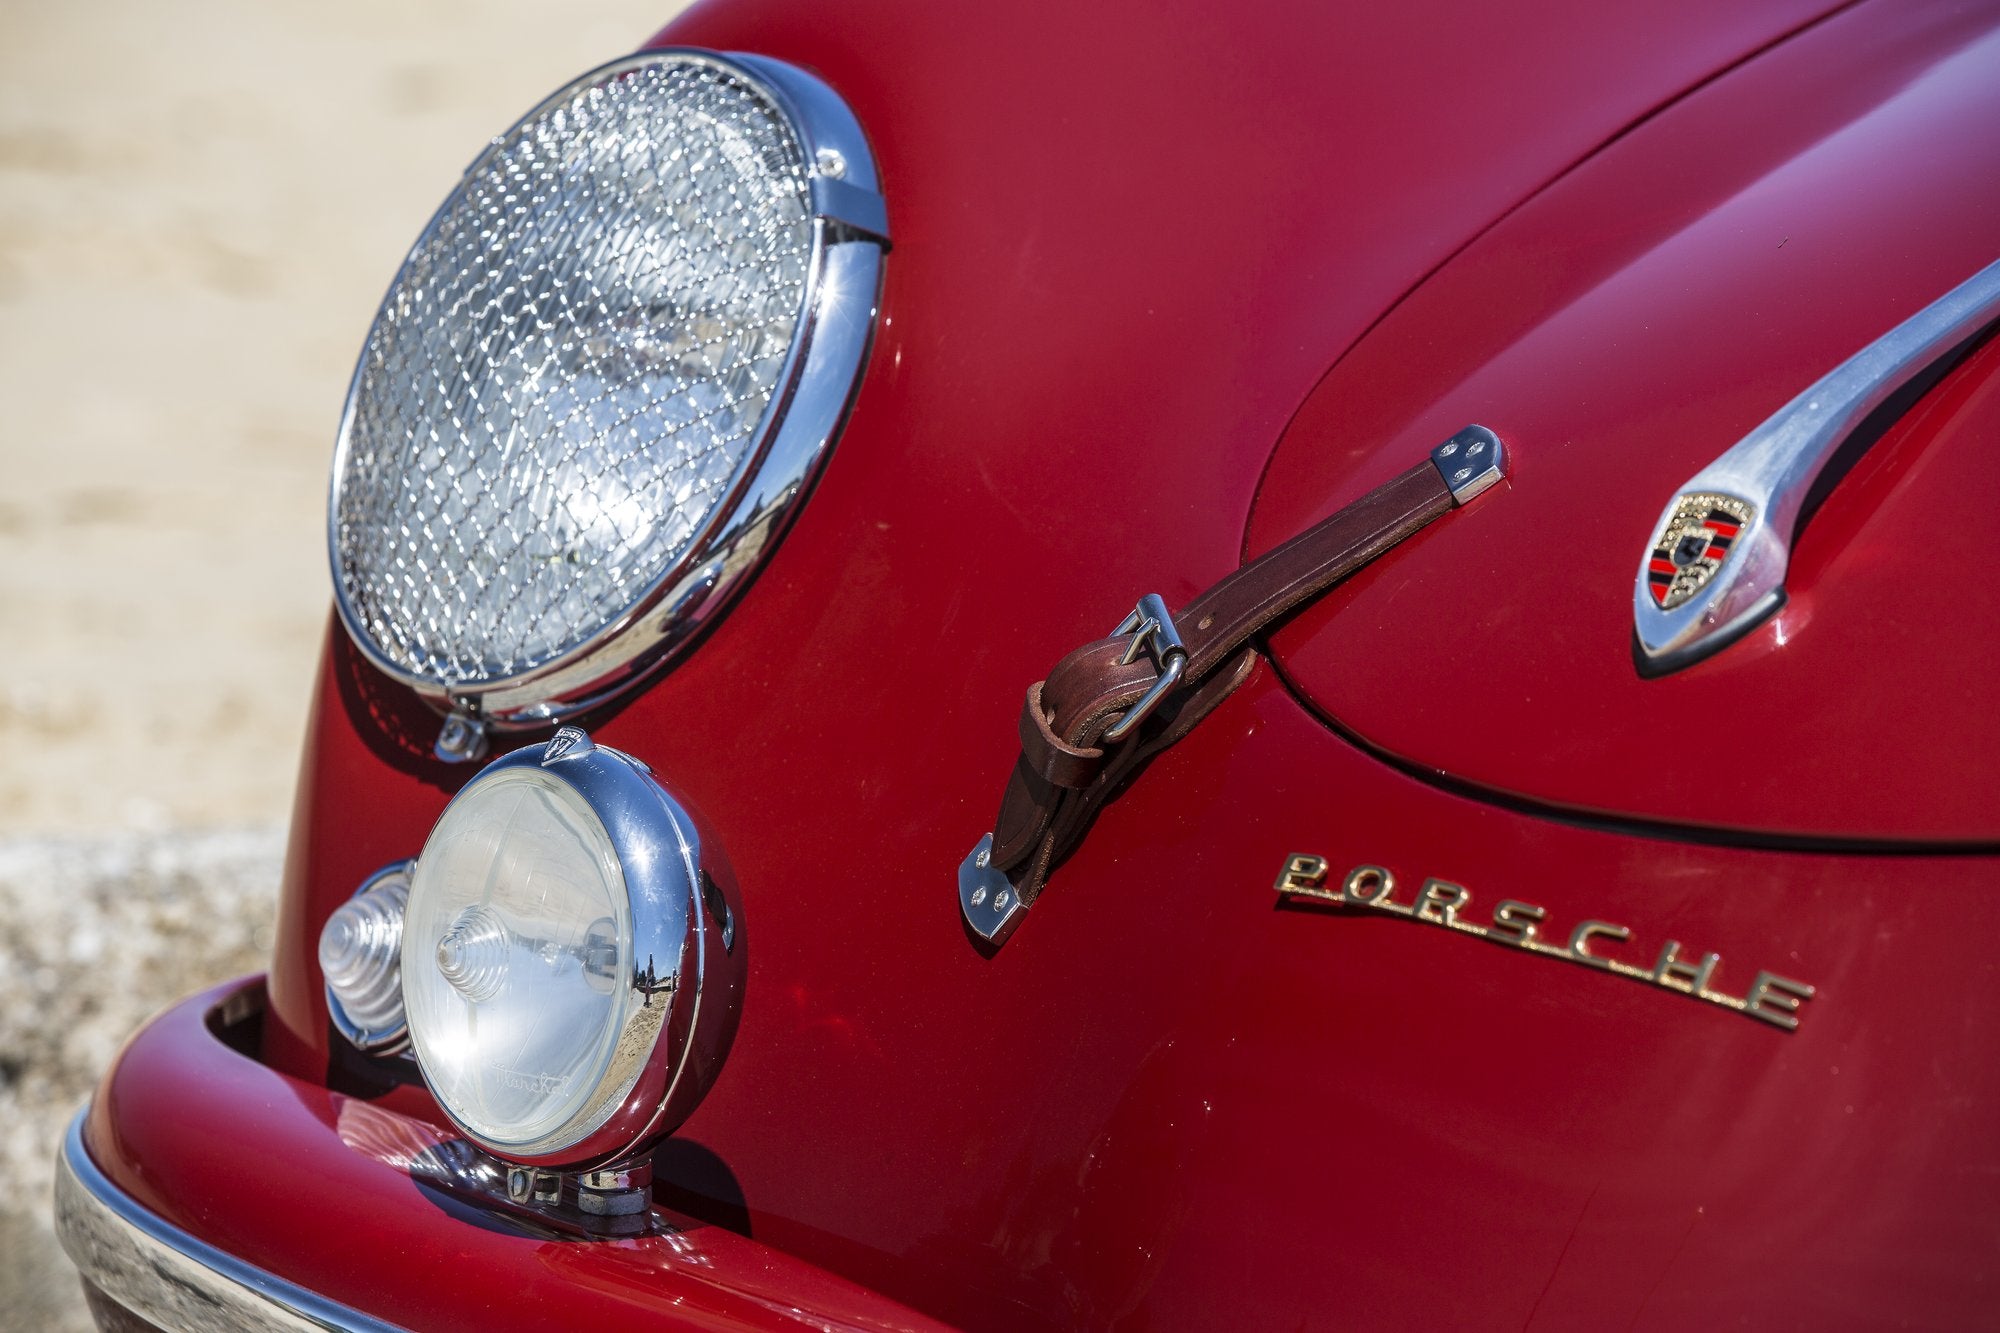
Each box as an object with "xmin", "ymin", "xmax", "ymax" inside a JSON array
[{"xmin": 53, "ymin": 1112, "xmax": 403, "ymax": 1333}]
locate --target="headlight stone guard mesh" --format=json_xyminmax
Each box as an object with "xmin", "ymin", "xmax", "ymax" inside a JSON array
[{"xmin": 329, "ymin": 51, "xmax": 885, "ymax": 723}]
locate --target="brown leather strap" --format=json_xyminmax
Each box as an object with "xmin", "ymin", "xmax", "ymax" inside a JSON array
[{"xmin": 987, "ymin": 456, "xmax": 1461, "ymax": 908}]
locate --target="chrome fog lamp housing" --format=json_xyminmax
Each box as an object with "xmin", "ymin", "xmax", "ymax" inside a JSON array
[
  {"xmin": 400, "ymin": 727, "xmax": 744, "ymax": 1168},
  {"xmin": 329, "ymin": 50, "xmax": 888, "ymax": 732}
]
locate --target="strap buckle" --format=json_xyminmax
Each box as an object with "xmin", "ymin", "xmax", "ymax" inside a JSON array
[{"xmin": 1104, "ymin": 593, "xmax": 1188, "ymax": 742}]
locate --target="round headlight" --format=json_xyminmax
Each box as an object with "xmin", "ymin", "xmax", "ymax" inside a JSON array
[
  {"xmin": 330, "ymin": 50, "xmax": 887, "ymax": 730},
  {"xmin": 400, "ymin": 728, "xmax": 743, "ymax": 1166}
]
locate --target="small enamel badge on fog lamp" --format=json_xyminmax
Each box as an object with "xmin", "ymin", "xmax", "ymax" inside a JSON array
[{"xmin": 399, "ymin": 727, "xmax": 744, "ymax": 1169}]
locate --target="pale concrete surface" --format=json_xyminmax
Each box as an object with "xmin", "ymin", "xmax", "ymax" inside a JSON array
[
  {"xmin": 0, "ymin": 2, "xmax": 688, "ymax": 1324},
  {"xmin": 0, "ymin": 829, "xmax": 279, "ymax": 1331}
]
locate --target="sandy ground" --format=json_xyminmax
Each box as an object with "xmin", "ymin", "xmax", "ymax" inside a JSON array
[{"xmin": 0, "ymin": 2, "xmax": 686, "ymax": 1324}]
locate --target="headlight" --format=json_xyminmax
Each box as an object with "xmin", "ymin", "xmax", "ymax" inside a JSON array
[
  {"xmin": 399, "ymin": 727, "xmax": 743, "ymax": 1167},
  {"xmin": 329, "ymin": 50, "xmax": 887, "ymax": 739}
]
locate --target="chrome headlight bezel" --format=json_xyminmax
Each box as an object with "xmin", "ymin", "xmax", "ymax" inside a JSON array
[
  {"xmin": 327, "ymin": 48, "xmax": 888, "ymax": 728},
  {"xmin": 399, "ymin": 729, "xmax": 744, "ymax": 1169}
]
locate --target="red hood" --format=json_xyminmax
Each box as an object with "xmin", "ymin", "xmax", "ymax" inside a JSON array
[
  {"xmin": 251, "ymin": 4, "xmax": 1994, "ymax": 1327},
  {"xmin": 1249, "ymin": 0, "xmax": 2000, "ymax": 845},
  {"xmin": 633, "ymin": 0, "xmax": 1858, "ymax": 844}
]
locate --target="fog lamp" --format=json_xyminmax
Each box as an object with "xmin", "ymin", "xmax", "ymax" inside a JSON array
[{"xmin": 400, "ymin": 727, "xmax": 743, "ymax": 1167}]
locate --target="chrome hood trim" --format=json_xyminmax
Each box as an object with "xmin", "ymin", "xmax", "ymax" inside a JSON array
[{"xmin": 1634, "ymin": 254, "xmax": 2000, "ymax": 672}]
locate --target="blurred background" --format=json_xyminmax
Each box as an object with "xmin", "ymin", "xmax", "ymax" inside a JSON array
[{"xmin": 0, "ymin": 1, "xmax": 686, "ymax": 1324}]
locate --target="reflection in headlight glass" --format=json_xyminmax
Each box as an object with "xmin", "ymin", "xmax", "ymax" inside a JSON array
[{"xmin": 402, "ymin": 767, "xmax": 635, "ymax": 1150}]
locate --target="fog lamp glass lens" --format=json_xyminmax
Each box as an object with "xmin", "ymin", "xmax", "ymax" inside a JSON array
[
  {"xmin": 402, "ymin": 767, "xmax": 633, "ymax": 1153},
  {"xmin": 320, "ymin": 869, "xmax": 409, "ymax": 1051}
]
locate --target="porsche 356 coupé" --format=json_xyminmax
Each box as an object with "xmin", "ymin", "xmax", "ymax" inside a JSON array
[{"xmin": 56, "ymin": 0, "xmax": 2000, "ymax": 1327}]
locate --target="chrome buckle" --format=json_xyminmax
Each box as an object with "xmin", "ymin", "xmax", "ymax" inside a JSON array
[{"xmin": 1103, "ymin": 594, "xmax": 1188, "ymax": 743}]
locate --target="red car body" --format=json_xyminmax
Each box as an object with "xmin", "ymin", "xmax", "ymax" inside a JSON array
[{"xmin": 62, "ymin": 0, "xmax": 2000, "ymax": 1327}]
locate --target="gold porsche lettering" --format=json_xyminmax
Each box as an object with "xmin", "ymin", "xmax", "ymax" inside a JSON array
[
  {"xmin": 1273, "ymin": 854, "xmax": 1815, "ymax": 1032},
  {"xmin": 1275, "ymin": 853, "xmax": 1331, "ymax": 895},
  {"xmin": 1490, "ymin": 899, "xmax": 1544, "ymax": 946}
]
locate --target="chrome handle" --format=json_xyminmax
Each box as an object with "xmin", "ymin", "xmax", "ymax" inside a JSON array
[{"xmin": 1634, "ymin": 255, "xmax": 2000, "ymax": 672}]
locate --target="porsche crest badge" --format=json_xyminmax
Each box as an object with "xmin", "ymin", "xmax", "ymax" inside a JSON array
[{"xmin": 1645, "ymin": 493, "xmax": 1754, "ymax": 610}]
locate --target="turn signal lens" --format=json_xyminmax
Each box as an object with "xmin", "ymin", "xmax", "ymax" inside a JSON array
[{"xmin": 319, "ymin": 863, "xmax": 412, "ymax": 1053}]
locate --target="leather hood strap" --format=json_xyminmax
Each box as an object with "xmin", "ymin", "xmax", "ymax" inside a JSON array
[{"xmin": 969, "ymin": 427, "xmax": 1506, "ymax": 939}]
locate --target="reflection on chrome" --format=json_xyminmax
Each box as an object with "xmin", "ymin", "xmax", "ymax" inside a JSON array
[
  {"xmin": 56, "ymin": 1115, "xmax": 403, "ymax": 1333},
  {"xmin": 334, "ymin": 1099, "xmax": 672, "ymax": 1240}
]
